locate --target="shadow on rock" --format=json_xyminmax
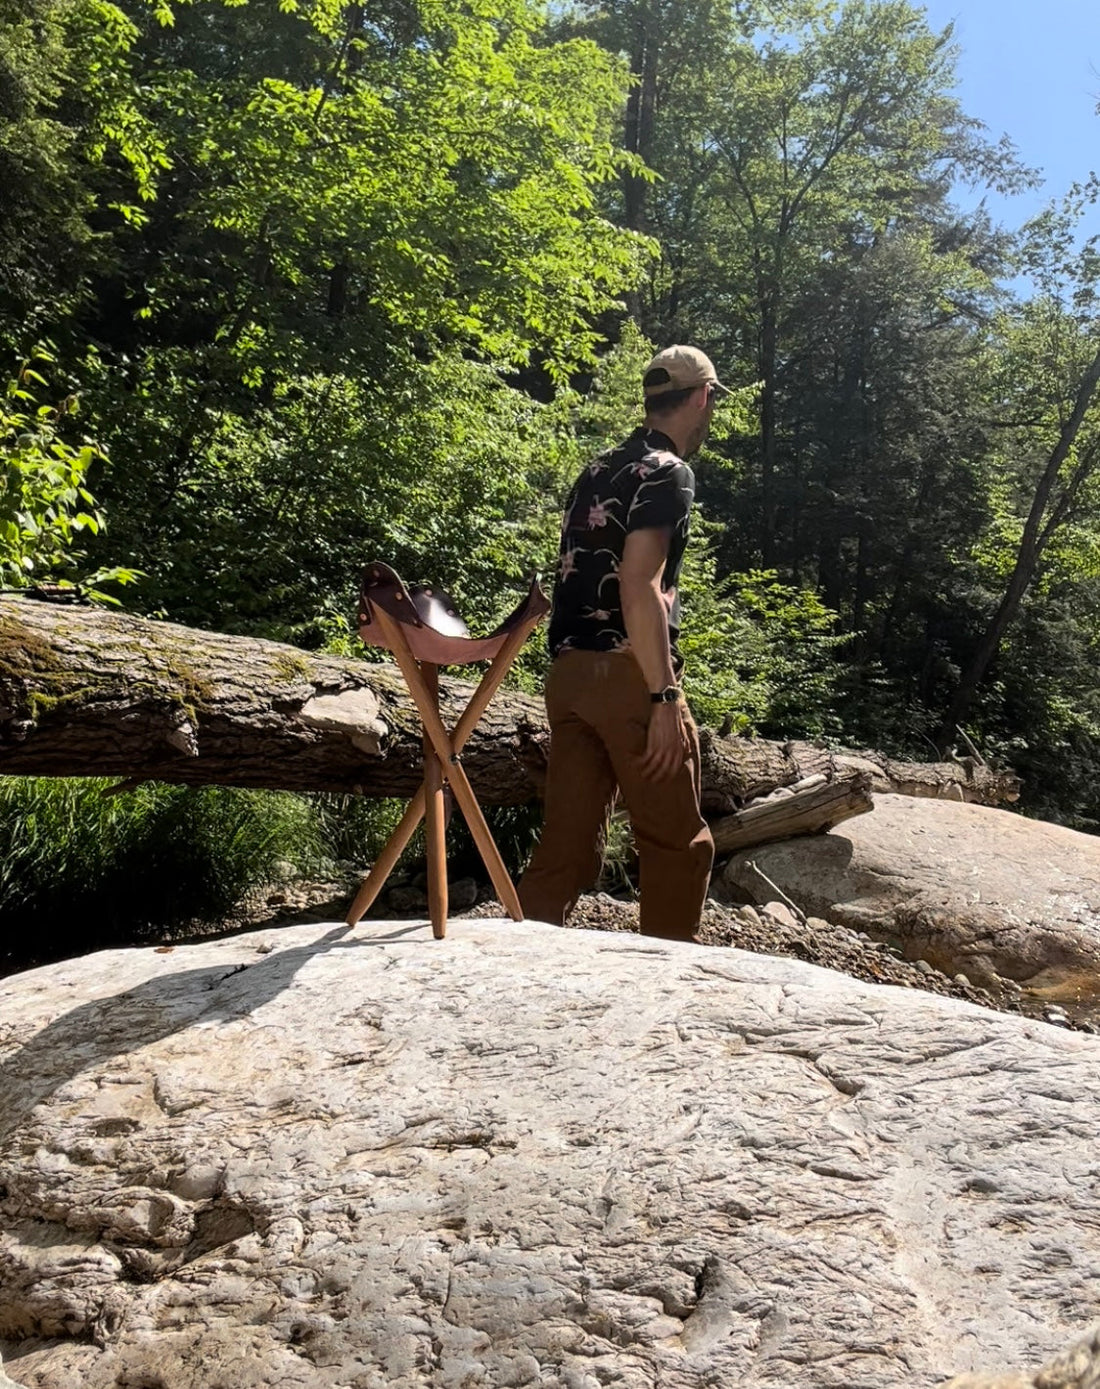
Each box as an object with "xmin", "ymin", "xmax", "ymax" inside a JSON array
[{"xmin": 0, "ymin": 923, "xmax": 424, "ymax": 1144}]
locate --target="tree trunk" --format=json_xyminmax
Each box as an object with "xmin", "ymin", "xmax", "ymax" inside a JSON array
[
  {"xmin": 758, "ymin": 297, "xmax": 779, "ymax": 566},
  {"xmin": 944, "ymin": 344, "xmax": 1100, "ymax": 744},
  {"xmin": 0, "ymin": 595, "xmax": 549, "ymax": 804},
  {"xmin": 0, "ymin": 595, "xmax": 1019, "ymax": 811},
  {"xmin": 621, "ymin": 9, "xmax": 658, "ymax": 235}
]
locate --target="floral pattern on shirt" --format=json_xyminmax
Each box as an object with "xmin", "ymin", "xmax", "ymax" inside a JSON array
[{"xmin": 547, "ymin": 425, "xmax": 695, "ymax": 667}]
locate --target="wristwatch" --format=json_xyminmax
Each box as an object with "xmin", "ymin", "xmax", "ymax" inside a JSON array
[{"xmin": 650, "ymin": 686, "xmax": 681, "ymax": 704}]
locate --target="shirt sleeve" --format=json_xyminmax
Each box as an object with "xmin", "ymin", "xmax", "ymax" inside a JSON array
[{"xmin": 625, "ymin": 461, "xmax": 694, "ymax": 535}]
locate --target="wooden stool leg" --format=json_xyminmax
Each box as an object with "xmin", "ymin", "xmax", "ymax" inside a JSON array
[
  {"xmin": 422, "ymin": 664, "xmax": 448, "ymax": 939},
  {"xmin": 345, "ymin": 788, "xmax": 425, "ymax": 926},
  {"xmin": 372, "ymin": 607, "xmax": 527, "ymax": 925},
  {"xmin": 443, "ymin": 759, "xmax": 524, "ymax": 921}
]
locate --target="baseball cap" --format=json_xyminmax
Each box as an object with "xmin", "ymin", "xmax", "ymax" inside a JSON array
[{"xmin": 642, "ymin": 345, "xmax": 729, "ymax": 399}]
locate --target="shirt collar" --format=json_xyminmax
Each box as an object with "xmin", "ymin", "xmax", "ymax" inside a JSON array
[{"xmin": 632, "ymin": 425, "xmax": 679, "ymax": 455}]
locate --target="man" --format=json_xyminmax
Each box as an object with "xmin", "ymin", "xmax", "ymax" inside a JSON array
[{"xmin": 518, "ymin": 344, "xmax": 723, "ymax": 942}]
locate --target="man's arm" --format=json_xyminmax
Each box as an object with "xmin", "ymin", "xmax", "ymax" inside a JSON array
[{"xmin": 619, "ymin": 526, "xmax": 688, "ymax": 781}]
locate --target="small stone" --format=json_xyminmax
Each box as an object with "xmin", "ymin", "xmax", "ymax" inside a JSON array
[
  {"xmin": 761, "ymin": 901, "xmax": 799, "ymax": 930},
  {"xmin": 953, "ymin": 973, "xmax": 971, "ymax": 988},
  {"xmin": 914, "ymin": 959, "xmax": 936, "ymax": 976},
  {"xmin": 388, "ymin": 885, "xmax": 429, "ymax": 913},
  {"xmin": 448, "ymin": 877, "xmax": 478, "ymax": 910}
]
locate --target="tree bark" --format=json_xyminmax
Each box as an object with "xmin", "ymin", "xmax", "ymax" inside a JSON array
[
  {"xmin": 0, "ymin": 595, "xmax": 550, "ymax": 804},
  {"xmin": 0, "ymin": 595, "xmax": 1019, "ymax": 811}
]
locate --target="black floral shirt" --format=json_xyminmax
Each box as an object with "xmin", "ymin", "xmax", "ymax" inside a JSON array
[{"xmin": 548, "ymin": 426, "xmax": 695, "ymax": 668}]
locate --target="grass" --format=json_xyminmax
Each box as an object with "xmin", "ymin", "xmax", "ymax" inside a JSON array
[
  {"xmin": 0, "ymin": 778, "xmax": 546, "ymax": 976},
  {"xmin": 0, "ymin": 778, "xmax": 324, "ymax": 973}
]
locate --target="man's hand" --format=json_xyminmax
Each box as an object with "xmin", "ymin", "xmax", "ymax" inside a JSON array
[{"xmin": 640, "ymin": 700, "xmax": 690, "ymax": 781}]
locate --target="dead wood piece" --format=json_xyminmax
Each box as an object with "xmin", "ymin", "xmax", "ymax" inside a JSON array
[
  {"xmin": 697, "ymin": 728, "xmax": 802, "ymax": 812},
  {"xmin": 710, "ymin": 770, "xmax": 874, "ymax": 856},
  {"xmin": 790, "ymin": 742, "xmax": 1020, "ymax": 807},
  {"xmin": 742, "ymin": 861, "xmax": 807, "ymax": 925},
  {"xmin": 882, "ymin": 757, "xmax": 1020, "ymax": 804}
]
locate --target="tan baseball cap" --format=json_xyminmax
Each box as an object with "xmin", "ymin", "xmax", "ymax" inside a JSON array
[{"xmin": 642, "ymin": 345, "xmax": 729, "ymax": 399}]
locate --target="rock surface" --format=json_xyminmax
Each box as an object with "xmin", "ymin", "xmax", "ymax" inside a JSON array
[
  {"xmin": 721, "ymin": 794, "xmax": 1100, "ymax": 1003},
  {"xmin": 941, "ymin": 1322, "xmax": 1100, "ymax": 1388},
  {"xmin": 3, "ymin": 917, "xmax": 1100, "ymax": 1387}
]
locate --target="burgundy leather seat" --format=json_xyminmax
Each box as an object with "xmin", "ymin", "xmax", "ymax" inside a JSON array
[{"xmin": 358, "ymin": 562, "xmax": 549, "ymax": 665}]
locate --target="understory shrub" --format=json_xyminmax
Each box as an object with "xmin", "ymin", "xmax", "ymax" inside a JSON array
[
  {"xmin": 0, "ymin": 779, "xmax": 544, "ymax": 976},
  {"xmin": 0, "ymin": 778, "xmax": 325, "ymax": 972}
]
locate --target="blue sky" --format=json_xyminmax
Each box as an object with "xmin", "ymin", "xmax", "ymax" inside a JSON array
[{"xmin": 918, "ymin": 0, "xmax": 1100, "ymax": 237}]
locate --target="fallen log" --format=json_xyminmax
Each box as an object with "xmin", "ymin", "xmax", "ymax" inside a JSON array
[
  {"xmin": 0, "ymin": 594, "xmax": 549, "ymax": 803},
  {"xmin": 0, "ymin": 595, "xmax": 1020, "ymax": 809},
  {"xmin": 709, "ymin": 770, "xmax": 874, "ymax": 856}
]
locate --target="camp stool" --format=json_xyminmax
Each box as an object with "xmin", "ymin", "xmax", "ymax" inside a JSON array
[{"xmin": 345, "ymin": 561, "xmax": 549, "ymax": 938}]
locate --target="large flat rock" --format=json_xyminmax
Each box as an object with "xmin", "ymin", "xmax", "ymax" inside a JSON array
[
  {"xmin": 721, "ymin": 793, "xmax": 1100, "ymax": 998},
  {"xmin": 2, "ymin": 918, "xmax": 1100, "ymax": 1387}
]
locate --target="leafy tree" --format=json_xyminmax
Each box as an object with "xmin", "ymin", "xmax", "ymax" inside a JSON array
[
  {"xmin": 0, "ymin": 0, "xmax": 168, "ymax": 337},
  {"xmin": 31, "ymin": 0, "xmax": 653, "ymax": 630},
  {"xmin": 0, "ymin": 351, "xmax": 137, "ymax": 598},
  {"xmin": 566, "ymin": 0, "xmax": 1028, "ymax": 568},
  {"xmin": 774, "ymin": 227, "xmax": 996, "ymax": 705},
  {"xmin": 944, "ymin": 195, "xmax": 1100, "ymax": 740},
  {"xmin": 686, "ymin": 2, "xmax": 1028, "ymax": 564}
]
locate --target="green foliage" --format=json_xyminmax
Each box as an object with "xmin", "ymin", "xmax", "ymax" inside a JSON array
[
  {"xmin": 970, "ymin": 298, "xmax": 1100, "ymax": 595},
  {"xmin": 305, "ymin": 793, "xmax": 409, "ymax": 868},
  {"xmin": 0, "ymin": 777, "xmax": 548, "ymax": 976},
  {"xmin": 680, "ymin": 535, "xmax": 845, "ymax": 738},
  {"xmin": 597, "ymin": 806, "xmax": 637, "ymax": 897},
  {"xmin": 0, "ymin": 353, "xmax": 138, "ymax": 599},
  {"xmin": 5, "ymin": 0, "xmax": 1100, "ymax": 864},
  {"xmin": 945, "ymin": 580, "xmax": 1100, "ymax": 833},
  {"xmin": 4, "ymin": 0, "xmax": 654, "ymax": 638},
  {"xmin": 0, "ymin": 778, "xmax": 325, "ymax": 971}
]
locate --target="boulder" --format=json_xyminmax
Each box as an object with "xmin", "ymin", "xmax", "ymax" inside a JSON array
[
  {"xmin": 2, "ymin": 917, "xmax": 1100, "ymax": 1387},
  {"xmin": 721, "ymin": 793, "xmax": 1100, "ymax": 999}
]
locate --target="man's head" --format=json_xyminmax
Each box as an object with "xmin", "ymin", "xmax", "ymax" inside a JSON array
[{"xmin": 642, "ymin": 345, "xmax": 727, "ymax": 456}]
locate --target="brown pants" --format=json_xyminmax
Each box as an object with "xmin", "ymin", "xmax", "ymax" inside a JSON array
[{"xmin": 518, "ymin": 649, "xmax": 714, "ymax": 941}]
